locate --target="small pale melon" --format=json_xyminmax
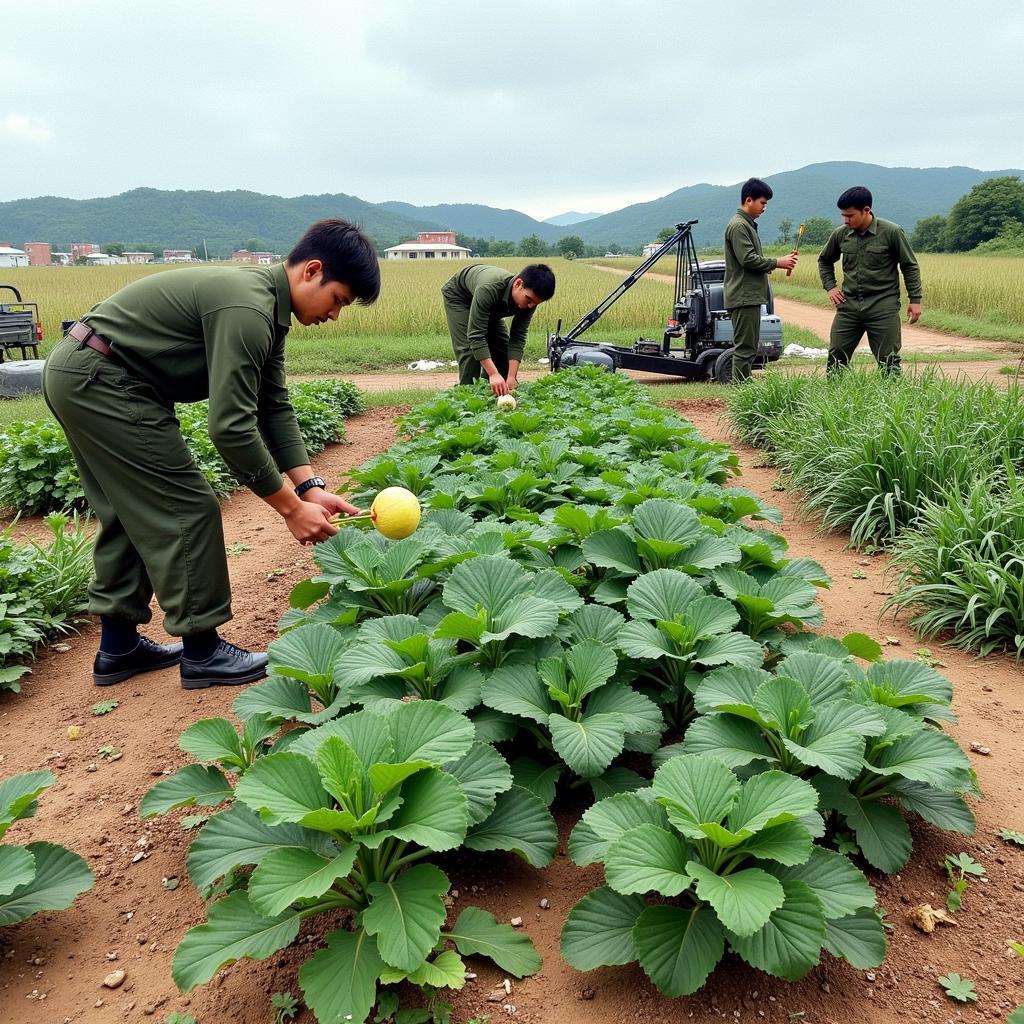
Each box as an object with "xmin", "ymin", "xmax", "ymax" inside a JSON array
[
  {"xmin": 371, "ymin": 486, "xmax": 422, "ymax": 539},
  {"xmin": 496, "ymin": 394, "xmax": 517, "ymax": 411}
]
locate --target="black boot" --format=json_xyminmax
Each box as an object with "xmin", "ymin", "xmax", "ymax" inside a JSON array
[
  {"xmin": 180, "ymin": 639, "xmax": 269, "ymax": 690},
  {"xmin": 93, "ymin": 636, "xmax": 184, "ymax": 686}
]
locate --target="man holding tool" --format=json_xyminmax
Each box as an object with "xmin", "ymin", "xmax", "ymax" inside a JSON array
[
  {"xmin": 724, "ymin": 178, "xmax": 798, "ymax": 382},
  {"xmin": 43, "ymin": 219, "xmax": 380, "ymax": 690},
  {"xmin": 441, "ymin": 263, "xmax": 556, "ymax": 394},
  {"xmin": 818, "ymin": 186, "xmax": 922, "ymax": 375}
]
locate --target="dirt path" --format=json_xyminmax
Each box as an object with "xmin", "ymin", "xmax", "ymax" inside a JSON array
[
  {"xmin": 590, "ymin": 263, "xmax": 1022, "ymax": 357},
  {"xmin": 1, "ymin": 402, "xmax": 1022, "ymax": 1024}
]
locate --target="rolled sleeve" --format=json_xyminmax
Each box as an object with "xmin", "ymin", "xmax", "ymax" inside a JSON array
[{"xmin": 203, "ymin": 306, "xmax": 288, "ymax": 497}]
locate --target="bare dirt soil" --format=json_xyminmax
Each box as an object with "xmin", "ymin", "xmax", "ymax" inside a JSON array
[{"xmin": 1, "ymin": 400, "xmax": 1022, "ymax": 1024}]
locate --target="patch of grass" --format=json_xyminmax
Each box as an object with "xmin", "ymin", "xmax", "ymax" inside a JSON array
[{"xmin": 0, "ymin": 395, "xmax": 51, "ymax": 429}]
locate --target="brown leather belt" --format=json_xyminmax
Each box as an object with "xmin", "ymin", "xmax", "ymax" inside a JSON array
[{"xmin": 67, "ymin": 320, "xmax": 115, "ymax": 359}]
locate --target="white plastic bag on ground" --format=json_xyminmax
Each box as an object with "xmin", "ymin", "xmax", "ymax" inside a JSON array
[
  {"xmin": 407, "ymin": 360, "xmax": 449, "ymax": 371},
  {"xmin": 783, "ymin": 343, "xmax": 828, "ymax": 359}
]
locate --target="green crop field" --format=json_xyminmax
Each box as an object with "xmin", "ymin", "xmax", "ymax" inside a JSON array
[{"xmin": 588, "ymin": 250, "xmax": 1024, "ymax": 342}]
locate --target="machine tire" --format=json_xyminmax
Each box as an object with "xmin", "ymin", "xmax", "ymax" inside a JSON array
[
  {"xmin": 713, "ymin": 349, "xmax": 734, "ymax": 385},
  {"xmin": 694, "ymin": 348, "xmax": 723, "ymax": 381}
]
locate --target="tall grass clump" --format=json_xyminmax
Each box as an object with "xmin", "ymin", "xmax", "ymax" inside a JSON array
[
  {"xmin": 726, "ymin": 370, "xmax": 811, "ymax": 449},
  {"xmin": 885, "ymin": 469, "xmax": 1024, "ymax": 656}
]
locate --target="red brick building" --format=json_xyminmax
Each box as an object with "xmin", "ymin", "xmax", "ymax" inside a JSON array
[{"xmin": 24, "ymin": 242, "xmax": 52, "ymax": 266}]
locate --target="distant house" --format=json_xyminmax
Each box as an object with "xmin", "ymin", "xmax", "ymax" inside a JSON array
[
  {"xmin": 0, "ymin": 245, "xmax": 29, "ymax": 268},
  {"xmin": 124, "ymin": 252, "xmax": 155, "ymax": 264},
  {"xmin": 71, "ymin": 242, "xmax": 98, "ymax": 262},
  {"xmin": 52, "ymin": 252, "xmax": 72, "ymax": 266},
  {"xmin": 642, "ymin": 241, "xmax": 663, "ymax": 257},
  {"xmin": 163, "ymin": 250, "xmax": 193, "ymax": 263},
  {"xmin": 84, "ymin": 252, "xmax": 118, "ymax": 266},
  {"xmin": 231, "ymin": 250, "xmax": 281, "ymax": 265},
  {"xmin": 384, "ymin": 231, "xmax": 471, "ymax": 261},
  {"xmin": 24, "ymin": 242, "xmax": 52, "ymax": 267}
]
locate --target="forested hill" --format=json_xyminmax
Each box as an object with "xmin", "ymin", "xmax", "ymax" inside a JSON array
[{"xmin": 2, "ymin": 163, "xmax": 1019, "ymax": 254}]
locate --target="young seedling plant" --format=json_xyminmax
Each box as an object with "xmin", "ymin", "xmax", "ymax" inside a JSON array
[{"xmin": 944, "ymin": 852, "xmax": 985, "ymax": 912}]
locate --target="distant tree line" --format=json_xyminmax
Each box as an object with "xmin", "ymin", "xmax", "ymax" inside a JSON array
[
  {"xmin": 909, "ymin": 176, "xmax": 1024, "ymax": 253},
  {"xmin": 441, "ymin": 233, "xmax": 642, "ymax": 259}
]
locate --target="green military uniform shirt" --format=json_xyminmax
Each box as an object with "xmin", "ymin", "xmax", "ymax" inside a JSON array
[
  {"xmin": 82, "ymin": 263, "xmax": 308, "ymax": 497},
  {"xmin": 724, "ymin": 210, "xmax": 777, "ymax": 308},
  {"xmin": 441, "ymin": 265, "xmax": 534, "ymax": 362},
  {"xmin": 817, "ymin": 217, "xmax": 922, "ymax": 305}
]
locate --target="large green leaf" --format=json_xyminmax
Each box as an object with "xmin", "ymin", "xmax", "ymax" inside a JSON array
[
  {"xmin": 727, "ymin": 880, "xmax": 826, "ymax": 980},
  {"xmin": 0, "ymin": 843, "xmax": 93, "ymax": 924},
  {"xmin": 870, "ymin": 728, "xmax": 973, "ymax": 792},
  {"xmin": 776, "ymin": 652, "xmax": 855, "ymax": 704},
  {"xmin": 548, "ymin": 712, "xmax": 626, "ymax": 778},
  {"xmin": 445, "ymin": 743, "xmax": 514, "ymax": 825},
  {"xmin": 753, "ymin": 677, "xmax": 812, "ymax": 733},
  {"xmin": 0, "ymin": 846, "xmax": 35, "ymax": 896},
  {"xmin": 888, "ymin": 780, "xmax": 976, "ymax": 834},
  {"xmin": 267, "ymin": 623, "xmax": 350, "ymax": 691},
  {"xmin": 604, "ymin": 824, "xmax": 691, "ymax": 896},
  {"xmin": 625, "ymin": 568, "xmax": 703, "ymax": 622},
  {"xmin": 695, "ymin": 630, "xmax": 766, "ymax": 669},
  {"xmin": 289, "ymin": 710, "xmax": 395, "ymax": 769},
  {"xmin": 864, "ymin": 659, "xmax": 952, "ymax": 707},
  {"xmin": 187, "ymin": 804, "xmax": 336, "ymax": 892},
  {"xmin": 823, "ymin": 908, "xmax": 887, "ymax": 969},
  {"xmin": 844, "ymin": 797, "xmax": 913, "ymax": 873},
  {"xmin": 465, "ymin": 786, "xmax": 557, "ymax": 867},
  {"xmin": 770, "ymin": 847, "xmax": 875, "ymax": 920},
  {"xmin": 364, "ymin": 863, "xmax": 449, "ymax": 971},
  {"xmin": 234, "ymin": 752, "xmax": 331, "ymax": 826},
  {"xmin": 248, "ymin": 845, "xmax": 359, "ymax": 916},
  {"xmin": 686, "ymin": 862, "xmax": 785, "ymax": 938},
  {"xmin": 634, "ymin": 903, "xmax": 725, "ymax": 997},
  {"xmin": 727, "ymin": 772, "xmax": 820, "ymax": 837},
  {"xmin": 680, "ymin": 715, "xmax": 775, "ymax": 770},
  {"xmin": 0, "ymin": 770, "xmax": 54, "ymax": 839},
  {"xmin": 582, "ymin": 527, "xmax": 644, "ymax": 575},
  {"xmin": 139, "ymin": 764, "xmax": 234, "ymax": 819},
  {"xmin": 300, "ymin": 927, "xmax": 384, "ymax": 1024},
  {"xmin": 338, "ymin": 640, "xmax": 410, "ymax": 686},
  {"xmin": 731, "ymin": 821, "xmax": 814, "ymax": 866},
  {"xmin": 693, "ymin": 666, "xmax": 772, "ymax": 720},
  {"xmin": 388, "ymin": 700, "xmax": 476, "ymax": 765},
  {"xmin": 562, "ymin": 640, "xmax": 619, "ymax": 698},
  {"xmin": 179, "ymin": 718, "xmax": 245, "ymax": 766},
  {"xmin": 617, "ymin": 619, "xmax": 676, "ymax": 660},
  {"xmin": 481, "ymin": 664, "xmax": 553, "ymax": 724},
  {"xmin": 172, "ymin": 892, "xmax": 301, "ymax": 991},
  {"xmin": 560, "ymin": 887, "xmax": 645, "ymax": 970},
  {"xmin": 651, "ymin": 755, "xmax": 740, "ymax": 840},
  {"xmin": 231, "ymin": 675, "xmax": 314, "ymax": 723},
  {"xmin": 370, "ymin": 769, "xmax": 468, "ymax": 851},
  {"xmin": 313, "ymin": 737, "xmax": 364, "ymax": 805},
  {"xmin": 586, "ymin": 683, "xmax": 663, "ymax": 736},
  {"xmin": 685, "ymin": 595, "xmax": 741, "ymax": 638},
  {"xmin": 381, "ymin": 949, "xmax": 467, "ymax": 989},
  {"xmin": 445, "ymin": 906, "xmax": 542, "ymax": 978}
]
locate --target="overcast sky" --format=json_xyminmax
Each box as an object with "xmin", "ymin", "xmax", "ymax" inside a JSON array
[{"xmin": 4, "ymin": 0, "xmax": 1022, "ymax": 221}]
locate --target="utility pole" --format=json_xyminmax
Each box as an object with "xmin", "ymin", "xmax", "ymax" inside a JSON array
[{"xmin": 203, "ymin": 239, "xmax": 209, "ymax": 262}]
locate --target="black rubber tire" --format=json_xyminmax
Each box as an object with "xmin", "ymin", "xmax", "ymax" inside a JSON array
[
  {"xmin": 0, "ymin": 359, "xmax": 44, "ymax": 397},
  {"xmin": 713, "ymin": 349, "xmax": 734, "ymax": 385}
]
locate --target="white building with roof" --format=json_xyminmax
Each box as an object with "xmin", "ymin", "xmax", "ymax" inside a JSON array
[
  {"xmin": 0, "ymin": 246, "xmax": 28, "ymax": 268},
  {"xmin": 384, "ymin": 231, "xmax": 471, "ymax": 261}
]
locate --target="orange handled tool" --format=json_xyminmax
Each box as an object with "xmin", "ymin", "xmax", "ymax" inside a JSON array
[{"xmin": 787, "ymin": 223, "xmax": 805, "ymax": 277}]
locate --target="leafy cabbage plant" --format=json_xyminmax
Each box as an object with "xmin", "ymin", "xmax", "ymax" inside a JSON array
[
  {"xmin": 561, "ymin": 754, "xmax": 884, "ymax": 995},
  {"xmin": 169, "ymin": 703, "xmax": 553, "ymax": 1024}
]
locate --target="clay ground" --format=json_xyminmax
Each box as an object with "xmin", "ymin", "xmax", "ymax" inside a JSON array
[{"xmin": 1, "ymin": 368, "xmax": 1023, "ymax": 1023}]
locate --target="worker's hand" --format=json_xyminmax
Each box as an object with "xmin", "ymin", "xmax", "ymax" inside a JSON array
[
  {"xmin": 506, "ymin": 372, "xmax": 519, "ymax": 391},
  {"xmin": 284, "ymin": 501, "xmax": 339, "ymax": 546},
  {"xmin": 827, "ymin": 287, "xmax": 846, "ymax": 306},
  {"xmin": 488, "ymin": 372, "xmax": 509, "ymax": 396},
  {"xmin": 907, "ymin": 303, "xmax": 922, "ymax": 325},
  {"xmin": 303, "ymin": 488, "xmax": 364, "ymax": 517},
  {"xmin": 776, "ymin": 252, "xmax": 798, "ymax": 271}
]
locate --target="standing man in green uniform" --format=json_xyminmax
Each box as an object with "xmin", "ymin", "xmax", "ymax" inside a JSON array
[
  {"xmin": 818, "ymin": 186, "xmax": 923, "ymax": 375},
  {"xmin": 724, "ymin": 178, "xmax": 798, "ymax": 382},
  {"xmin": 441, "ymin": 263, "xmax": 555, "ymax": 394},
  {"xmin": 42, "ymin": 219, "xmax": 380, "ymax": 690}
]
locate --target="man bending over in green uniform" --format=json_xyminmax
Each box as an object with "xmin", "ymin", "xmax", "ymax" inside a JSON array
[
  {"xmin": 441, "ymin": 263, "xmax": 555, "ymax": 394},
  {"xmin": 43, "ymin": 219, "xmax": 380, "ymax": 690},
  {"xmin": 818, "ymin": 186, "xmax": 922, "ymax": 375},
  {"xmin": 724, "ymin": 178, "xmax": 798, "ymax": 382}
]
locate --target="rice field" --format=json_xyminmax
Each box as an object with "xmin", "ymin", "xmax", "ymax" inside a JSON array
[
  {"xmin": 1, "ymin": 258, "xmax": 672, "ymax": 358},
  {"xmin": 588, "ymin": 250, "xmax": 1024, "ymax": 340}
]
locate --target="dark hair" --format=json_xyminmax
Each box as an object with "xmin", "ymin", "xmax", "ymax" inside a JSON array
[
  {"xmin": 518, "ymin": 263, "xmax": 556, "ymax": 300},
  {"xmin": 287, "ymin": 219, "xmax": 380, "ymax": 304},
  {"xmin": 741, "ymin": 177, "xmax": 773, "ymax": 203},
  {"xmin": 837, "ymin": 186, "xmax": 872, "ymax": 210}
]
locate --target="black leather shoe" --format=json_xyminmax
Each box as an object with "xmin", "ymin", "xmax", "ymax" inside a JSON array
[
  {"xmin": 93, "ymin": 636, "xmax": 184, "ymax": 686},
  {"xmin": 180, "ymin": 640, "xmax": 269, "ymax": 690}
]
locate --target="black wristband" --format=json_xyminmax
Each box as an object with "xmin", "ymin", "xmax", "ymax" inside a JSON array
[{"xmin": 295, "ymin": 476, "xmax": 326, "ymax": 498}]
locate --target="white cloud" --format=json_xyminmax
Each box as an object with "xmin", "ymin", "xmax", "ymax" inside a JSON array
[{"xmin": 3, "ymin": 113, "xmax": 53, "ymax": 144}]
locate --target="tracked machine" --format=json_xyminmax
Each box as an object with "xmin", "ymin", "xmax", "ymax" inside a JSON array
[{"xmin": 547, "ymin": 220, "xmax": 783, "ymax": 383}]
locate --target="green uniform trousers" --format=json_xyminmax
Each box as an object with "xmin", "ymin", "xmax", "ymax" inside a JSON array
[
  {"xmin": 827, "ymin": 296, "xmax": 902, "ymax": 375},
  {"xmin": 42, "ymin": 338, "xmax": 232, "ymax": 636},
  {"xmin": 726, "ymin": 305, "xmax": 761, "ymax": 382},
  {"xmin": 441, "ymin": 298, "xmax": 510, "ymax": 385}
]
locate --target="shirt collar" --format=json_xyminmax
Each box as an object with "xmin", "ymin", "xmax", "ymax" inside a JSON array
[
  {"xmin": 738, "ymin": 208, "xmax": 758, "ymax": 229},
  {"xmin": 502, "ymin": 276, "xmax": 516, "ymax": 312},
  {"xmin": 848, "ymin": 215, "xmax": 878, "ymax": 238},
  {"xmin": 271, "ymin": 263, "xmax": 292, "ymax": 329}
]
